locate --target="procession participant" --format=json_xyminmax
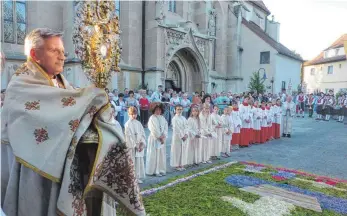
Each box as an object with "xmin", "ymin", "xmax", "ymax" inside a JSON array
[
  {"xmin": 282, "ymin": 95, "xmax": 296, "ymax": 137},
  {"xmin": 338, "ymin": 94, "xmax": 346, "ymax": 123},
  {"xmin": 324, "ymin": 95, "xmax": 334, "ymax": 121},
  {"xmin": 221, "ymin": 107, "xmax": 233, "ymax": 157},
  {"xmin": 343, "ymin": 94, "xmax": 347, "ymax": 124},
  {"xmin": 239, "ymin": 96, "xmax": 252, "ymax": 147},
  {"xmin": 146, "ymin": 102, "xmax": 168, "ymax": 176},
  {"xmin": 181, "ymin": 93, "xmax": 191, "ymax": 118},
  {"xmin": 187, "ymin": 106, "xmax": 202, "ymax": 165},
  {"xmin": 252, "ymin": 100, "xmax": 262, "ymax": 143},
  {"xmin": 202, "ymin": 94, "xmax": 214, "ymax": 113},
  {"xmin": 124, "ymin": 107, "xmax": 146, "ymax": 183},
  {"xmin": 270, "ymin": 99, "xmax": 277, "ymax": 139},
  {"xmin": 260, "ymin": 101, "xmax": 268, "ymax": 143},
  {"xmin": 296, "ymin": 92, "xmax": 305, "ymax": 118},
  {"xmin": 115, "ymin": 93, "xmax": 127, "ymax": 128},
  {"xmin": 273, "ymin": 99, "xmax": 282, "ymax": 139},
  {"xmin": 215, "ymin": 91, "xmax": 230, "ymax": 114},
  {"xmin": 125, "ymin": 90, "xmax": 139, "ymax": 122},
  {"xmin": 266, "ymin": 102, "xmax": 274, "ymax": 140},
  {"xmin": 307, "ymin": 93, "xmax": 315, "ymax": 118},
  {"xmin": 139, "ymin": 89, "xmax": 150, "ymax": 127},
  {"xmin": 199, "ymin": 103, "xmax": 214, "ymax": 164},
  {"xmin": 1, "ymin": 28, "xmax": 144, "ymax": 216},
  {"xmin": 170, "ymin": 105, "xmax": 189, "ymax": 171},
  {"xmin": 315, "ymin": 93, "xmax": 325, "ymax": 120},
  {"xmin": 210, "ymin": 105, "xmax": 223, "ymax": 159},
  {"xmin": 169, "ymin": 91, "xmax": 181, "ymax": 120},
  {"xmin": 150, "ymin": 85, "xmax": 163, "ymax": 102},
  {"xmin": 231, "ymin": 102, "xmax": 241, "ymax": 149},
  {"xmin": 249, "ymin": 99, "xmax": 255, "ymax": 144}
]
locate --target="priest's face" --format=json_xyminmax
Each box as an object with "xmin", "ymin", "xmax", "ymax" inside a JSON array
[{"xmin": 32, "ymin": 36, "xmax": 65, "ymax": 77}]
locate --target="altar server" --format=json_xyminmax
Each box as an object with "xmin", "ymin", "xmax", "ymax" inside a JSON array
[
  {"xmin": 146, "ymin": 103, "xmax": 168, "ymax": 176},
  {"xmin": 124, "ymin": 106, "xmax": 146, "ymax": 183}
]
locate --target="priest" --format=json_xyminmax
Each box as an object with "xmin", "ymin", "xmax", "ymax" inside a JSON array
[
  {"xmin": 282, "ymin": 95, "xmax": 296, "ymax": 138},
  {"xmin": 1, "ymin": 28, "xmax": 145, "ymax": 216}
]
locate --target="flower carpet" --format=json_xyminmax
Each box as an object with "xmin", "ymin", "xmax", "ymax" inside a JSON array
[{"xmin": 129, "ymin": 162, "xmax": 347, "ymax": 216}]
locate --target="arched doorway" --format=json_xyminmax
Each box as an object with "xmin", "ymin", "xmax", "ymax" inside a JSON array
[{"xmin": 165, "ymin": 47, "xmax": 205, "ymax": 93}]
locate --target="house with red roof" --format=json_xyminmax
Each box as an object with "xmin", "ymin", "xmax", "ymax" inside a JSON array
[{"xmin": 303, "ymin": 34, "xmax": 347, "ymax": 94}]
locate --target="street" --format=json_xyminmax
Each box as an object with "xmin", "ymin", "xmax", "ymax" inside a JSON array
[{"xmin": 141, "ymin": 117, "xmax": 347, "ymax": 188}]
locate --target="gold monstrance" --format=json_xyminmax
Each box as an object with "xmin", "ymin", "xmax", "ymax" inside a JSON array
[{"xmin": 73, "ymin": 0, "xmax": 121, "ymax": 88}]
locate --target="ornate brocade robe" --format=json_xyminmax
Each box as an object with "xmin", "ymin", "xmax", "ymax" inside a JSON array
[{"xmin": 1, "ymin": 59, "xmax": 145, "ymax": 216}]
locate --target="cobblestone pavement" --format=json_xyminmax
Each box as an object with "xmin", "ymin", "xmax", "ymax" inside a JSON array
[{"xmin": 140, "ymin": 117, "xmax": 347, "ymax": 188}]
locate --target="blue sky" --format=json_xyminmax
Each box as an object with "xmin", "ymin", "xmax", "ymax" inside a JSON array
[{"xmin": 262, "ymin": 0, "xmax": 347, "ymax": 60}]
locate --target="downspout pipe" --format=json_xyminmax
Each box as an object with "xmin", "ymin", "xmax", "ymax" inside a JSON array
[{"xmin": 141, "ymin": 1, "xmax": 146, "ymax": 88}]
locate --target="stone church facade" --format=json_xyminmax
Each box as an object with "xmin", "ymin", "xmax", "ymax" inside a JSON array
[{"xmin": 1, "ymin": 1, "xmax": 302, "ymax": 94}]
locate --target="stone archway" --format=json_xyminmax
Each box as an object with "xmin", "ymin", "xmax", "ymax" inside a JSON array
[{"xmin": 165, "ymin": 47, "xmax": 205, "ymax": 93}]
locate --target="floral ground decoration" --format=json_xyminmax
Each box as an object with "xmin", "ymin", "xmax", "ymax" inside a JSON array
[{"xmin": 136, "ymin": 161, "xmax": 347, "ymax": 216}]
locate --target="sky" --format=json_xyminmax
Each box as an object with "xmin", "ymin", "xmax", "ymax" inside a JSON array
[{"xmin": 262, "ymin": 0, "xmax": 347, "ymax": 60}]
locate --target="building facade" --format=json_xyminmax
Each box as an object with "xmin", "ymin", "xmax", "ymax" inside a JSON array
[
  {"xmin": 1, "ymin": 0, "xmax": 302, "ymax": 94},
  {"xmin": 303, "ymin": 34, "xmax": 347, "ymax": 94}
]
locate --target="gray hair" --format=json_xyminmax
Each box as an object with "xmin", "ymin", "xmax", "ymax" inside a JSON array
[{"xmin": 24, "ymin": 28, "xmax": 63, "ymax": 56}]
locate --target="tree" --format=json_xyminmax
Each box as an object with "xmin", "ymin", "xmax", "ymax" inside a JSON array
[{"xmin": 248, "ymin": 71, "xmax": 265, "ymax": 94}]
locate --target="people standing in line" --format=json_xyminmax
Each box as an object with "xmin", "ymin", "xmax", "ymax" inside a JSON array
[
  {"xmin": 307, "ymin": 93, "xmax": 315, "ymax": 118},
  {"xmin": 124, "ymin": 107, "xmax": 146, "ymax": 183},
  {"xmin": 252, "ymin": 100, "xmax": 262, "ymax": 143},
  {"xmin": 170, "ymin": 105, "xmax": 189, "ymax": 171},
  {"xmin": 239, "ymin": 96, "xmax": 252, "ymax": 147},
  {"xmin": 146, "ymin": 103, "xmax": 168, "ymax": 176},
  {"xmin": 273, "ymin": 99, "xmax": 282, "ymax": 139}
]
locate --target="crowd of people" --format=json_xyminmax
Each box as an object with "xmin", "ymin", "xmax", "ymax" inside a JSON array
[{"xmin": 110, "ymin": 85, "xmax": 306, "ymax": 184}]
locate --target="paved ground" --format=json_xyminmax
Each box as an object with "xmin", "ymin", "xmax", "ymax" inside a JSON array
[{"xmin": 140, "ymin": 117, "xmax": 347, "ymax": 188}]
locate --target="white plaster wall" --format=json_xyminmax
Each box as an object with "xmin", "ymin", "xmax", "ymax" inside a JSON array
[
  {"xmin": 303, "ymin": 61, "xmax": 347, "ymax": 93},
  {"xmin": 275, "ymin": 55, "xmax": 302, "ymax": 94},
  {"xmin": 239, "ymin": 23, "xmax": 277, "ymax": 92}
]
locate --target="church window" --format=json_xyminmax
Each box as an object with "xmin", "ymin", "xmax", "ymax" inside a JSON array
[
  {"xmin": 260, "ymin": 51, "xmax": 270, "ymax": 64},
  {"xmin": 168, "ymin": 0, "xmax": 176, "ymax": 13},
  {"xmin": 1, "ymin": 0, "xmax": 27, "ymax": 44}
]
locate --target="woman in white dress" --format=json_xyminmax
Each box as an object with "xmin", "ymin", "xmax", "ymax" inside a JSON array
[
  {"xmin": 210, "ymin": 105, "xmax": 223, "ymax": 160},
  {"xmin": 146, "ymin": 103, "xmax": 168, "ymax": 176},
  {"xmin": 187, "ymin": 106, "xmax": 202, "ymax": 165},
  {"xmin": 124, "ymin": 107, "xmax": 146, "ymax": 183},
  {"xmin": 170, "ymin": 105, "xmax": 189, "ymax": 171},
  {"xmin": 199, "ymin": 103, "xmax": 213, "ymax": 164}
]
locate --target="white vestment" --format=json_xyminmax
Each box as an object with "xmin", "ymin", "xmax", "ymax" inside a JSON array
[
  {"xmin": 221, "ymin": 114, "xmax": 233, "ymax": 154},
  {"xmin": 124, "ymin": 119, "xmax": 146, "ymax": 179},
  {"xmin": 253, "ymin": 107, "xmax": 262, "ymax": 130},
  {"xmin": 239, "ymin": 104, "xmax": 252, "ymax": 129},
  {"xmin": 231, "ymin": 110, "xmax": 241, "ymax": 134},
  {"xmin": 199, "ymin": 113, "xmax": 214, "ymax": 161},
  {"xmin": 170, "ymin": 115, "xmax": 189, "ymax": 167},
  {"xmin": 146, "ymin": 115, "xmax": 168, "ymax": 175},
  {"xmin": 282, "ymin": 101, "xmax": 296, "ymax": 135},
  {"xmin": 187, "ymin": 117, "xmax": 202, "ymax": 164},
  {"xmin": 210, "ymin": 113, "xmax": 223, "ymax": 156}
]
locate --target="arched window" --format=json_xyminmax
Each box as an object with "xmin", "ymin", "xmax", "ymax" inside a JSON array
[
  {"xmin": 1, "ymin": 0, "xmax": 27, "ymax": 44},
  {"xmin": 168, "ymin": 0, "xmax": 176, "ymax": 13}
]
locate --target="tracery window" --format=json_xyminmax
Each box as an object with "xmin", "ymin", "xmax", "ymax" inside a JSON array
[{"xmin": 1, "ymin": 0, "xmax": 27, "ymax": 44}]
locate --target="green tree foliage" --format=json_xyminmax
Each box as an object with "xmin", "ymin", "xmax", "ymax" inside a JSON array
[{"xmin": 248, "ymin": 71, "xmax": 265, "ymax": 94}]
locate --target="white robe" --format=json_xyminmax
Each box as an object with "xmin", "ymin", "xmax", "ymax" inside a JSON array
[
  {"xmin": 267, "ymin": 108, "xmax": 273, "ymax": 128},
  {"xmin": 170, "ymin": 115, "xmax": 189, "ymax": 167},
  {"xmin": 146, "ymin": 115, "xmax": 168, "ymax": 175},
  {"xmin": 231, "ymin": 110, "xmax": 241, "ymax": 134},
  {"xmin": 282, "ymin": 101, "xmax": 296, "ymax": 134},
  {"xmin": 239, "ymin": 104, "xmax": 252, "ymax": 129},
  {"xmin": 253, "ymin": 107, "xmax": 262, "ymax": 130},
  {"xmin": 221, "ymin": 114, "xmax": 233, "ymax": 154},
  {"xmin": 272, "ymin": 105, "xmax": 282, "ymax": 124},
  {"xmin": 260, "ymin": 108, "xmax": 268, "ymax": 128},
  {"xmin": 187, "ymin": 117, "xmax": 202, "ymax": 164},
  {"xmin": 199, "ymin": 113, "xmax": 214, "ymax": 161},
  {"xmin": 210, "ymin": 113, "xmax": 223, "ymax": 156},
  {"xmin": 124, "ymin": 119, "xmax": 146, "ymax": 179}
]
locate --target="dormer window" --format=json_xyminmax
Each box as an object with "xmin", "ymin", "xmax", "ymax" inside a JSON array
[{"xmin": 335, "ymin": 48, "xmax": 339, "ymax": 56}]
